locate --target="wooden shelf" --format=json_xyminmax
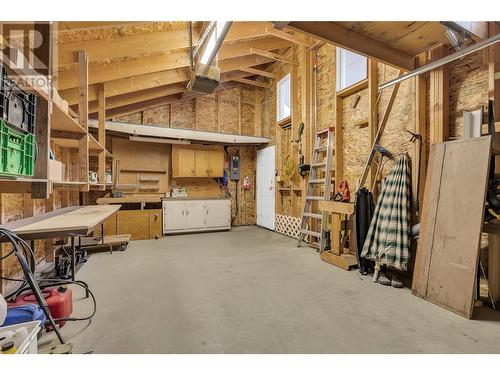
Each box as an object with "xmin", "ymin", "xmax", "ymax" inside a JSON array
[
  {"xmin": 51, "ymin": 181, "xmax": 88, "ymax": 191},
  {"xmin": 52, "ymin": 134, "xmax": 108, "ymax": 153},
  {"xmin": 0, "ymin": 177, "xmax": 48, "ymax": 194},
  {"xmin": 51, "ymin": 100, "xmax": 86, "ymax": 134}
]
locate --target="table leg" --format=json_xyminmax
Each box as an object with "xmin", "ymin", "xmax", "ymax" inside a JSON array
[{"xmin": 70, "ymin": 236, "xmax": 76, "ymax": 281}]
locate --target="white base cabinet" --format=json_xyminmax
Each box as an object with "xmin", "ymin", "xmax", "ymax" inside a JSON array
[{"xmin": 163, "ymin": 199, "xmax": 231, "ymax": 234}]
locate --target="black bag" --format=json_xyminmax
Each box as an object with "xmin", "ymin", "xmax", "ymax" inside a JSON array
[{"xmin": 354, "ymin": 187, "xmax": 375, "ymax": 274}]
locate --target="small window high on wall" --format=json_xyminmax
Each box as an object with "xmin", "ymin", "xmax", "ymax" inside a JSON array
[
  {"xmin": 277, "ymin": 73, "xmax": 291, "ymax": 122},
  {"xmin": 336, "ymin": 48, "xmax": 367, "ymax": 91}
]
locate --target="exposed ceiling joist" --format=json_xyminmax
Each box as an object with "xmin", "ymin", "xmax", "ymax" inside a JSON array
[
  {"xmin": 86, "ymin": 70, "xmax": 257, "ymax": 114},
  {"xmin": 265, "ymin": 27, "xmax": 313, "ymax": 47},
  {"xmin": 60, "ymin": 55, "xmax": 275, "ymax": 105},
  {"xmin": 286, "ymin": 21, "xmax": 415, "ymax": 71},
  {"xmin": 251, "ymin": 48, "xmax": 298, "ymax": 65},
  {"xmin": 58, "ymin": 22, "xmax": 272, "ymax": 67},
  {"xmin": 57, "ymin": 21, "xmax": 150, "ymax": 32},
  {"xmin": 442, "ymin": 21, "xmax": 488, "ymax": 41},
  {"xmin": 58, "ymin": 36, "xmax": 290, "ymax": 90},
  {"xmin": 231, "ymin": 77, "xmax": 270, "ymax": 89},
  {"xmin": 238, "ymin": 66, "xmax": 276, "ymax": 79},
  {"xmin": 103, "ymin": 93, "xmax": 184, "ymax": 119}
]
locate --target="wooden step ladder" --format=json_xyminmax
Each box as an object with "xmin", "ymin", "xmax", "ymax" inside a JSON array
[{"xmin": 298, "ymin": 127, "xmax": 335, "ymax": 250}]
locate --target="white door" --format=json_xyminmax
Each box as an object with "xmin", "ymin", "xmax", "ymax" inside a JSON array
[
  {"xmin": 185, "ymin": 201, "xmax": 206, "ymax": 230},
  {"xmin": 256, "ymin": 145, "xmax": 275, "ymax": 230},
  {"xmin": 163, "ymin": 201, "xmax": 187, "ymax": 232},
  {"xmin": 206, "ymin": 200, "xmax": 230, "ymax": 228}
]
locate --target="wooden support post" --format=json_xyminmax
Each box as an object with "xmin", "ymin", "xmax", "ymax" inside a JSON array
[
  {"xmin": 237, "ymin": 85, "xmax": 242, "ymax": 135},
  {"xmin": 335, "ymin": 95, "xmax": 344, "ymax": 184},
  {"xmin": 44, "ymin": 193, "xmax": 56, "ymax": 262},
  {"xmin": 254, "ymin": 87, "xmax": 263, "ymax": 137},
  {"xmin": 367, "ymin": 59, "xmax": 378, "ymax": 190},
  {"xmin": 415, "ymin": 53, "xmax": 428, "ymax": 214},
  {"xmin": 290, "ymin": 46, "xmax": 298, "ymax": 215},
  {"xmin": 429, "ymin": 45, "xmax": 449, "ymax": 144},
  {"xmin": 302, "ymin": 43, "xmax": 313, "ymax": 212},
  {"xmin": 78, "ymin": 50, "xmax": 89, "ymax": 191},
  {"xmin": 98, "ymin": 84, "xmax": 106, "ymax": 186},
  {"xmin": 32, "ymin": 95, "xmax": 51, "ymax": 198}
]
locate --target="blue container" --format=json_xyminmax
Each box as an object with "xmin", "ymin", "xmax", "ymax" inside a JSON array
[{"xmin": 1, "ymin": 304, "xmax": 46, "ymax": 327}]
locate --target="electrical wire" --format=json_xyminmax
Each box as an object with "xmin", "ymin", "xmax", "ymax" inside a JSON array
[{"xmin": 0, "ymin": 228, "xmax": 98, "ymax": 326}]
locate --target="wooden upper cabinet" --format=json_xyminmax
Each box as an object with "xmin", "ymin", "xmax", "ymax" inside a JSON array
[
  {"xmin": 172, "ymin": 147, "xmax": 196, "ymax": 177},
  {"xmin": 195, "ymin": 150, "xmax": 210, "ymax": 177},
  {"xmin": 172, "ymin": 145, "xmax": 225, "ymax": 178}
]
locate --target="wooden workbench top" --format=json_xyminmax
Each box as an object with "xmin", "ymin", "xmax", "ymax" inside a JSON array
[
  {"xmin": 0, "ymin": 205, "xmax": 121, "ymax": 240},
  {"xmin": 318, "ymin": 200, "xmax": 355, "ymax": 215}
]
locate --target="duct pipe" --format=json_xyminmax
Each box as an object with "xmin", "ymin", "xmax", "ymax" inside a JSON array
[
  {"xmin": 193, "ymin": 21, "xmax": 216, "ymax": 57},
  {"xmin": 378, "ymin": 32, "xmax": 500, "ymax": 91},
  {"xmin": 199, "ymin": 21, "xmax": 233, "ymax": 76}
]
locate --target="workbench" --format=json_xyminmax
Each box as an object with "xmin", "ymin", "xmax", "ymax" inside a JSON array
[{"xmin": 1, "ymin": 205, "xmax": 121, "ymax": 280}]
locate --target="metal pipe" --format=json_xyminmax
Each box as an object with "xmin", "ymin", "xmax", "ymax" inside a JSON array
[
  {"xmin": 193, "ymin": 21, "xmax": 216, "ymax": 57},
  {"xmin": 378, "ymin": 33, "xmax": 500, "ymax": 91},
  {"xmin": 199, "ymin": 21, "xmax": 233, "ymax": 76}
]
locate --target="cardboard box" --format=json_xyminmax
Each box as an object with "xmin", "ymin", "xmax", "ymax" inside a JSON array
[{"xmin": 49, "ymin": 159, "xmax": 63, "ymax": 182}]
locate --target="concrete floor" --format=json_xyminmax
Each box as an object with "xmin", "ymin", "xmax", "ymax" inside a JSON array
[{"xmin": 39, "ymin": 226, "xmax": 500, "ymax": 354}]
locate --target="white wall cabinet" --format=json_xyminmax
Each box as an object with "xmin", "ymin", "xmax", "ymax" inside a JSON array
[{"xmin": 163, "ymin": 199, "xmax": 231, "ymax": 234}]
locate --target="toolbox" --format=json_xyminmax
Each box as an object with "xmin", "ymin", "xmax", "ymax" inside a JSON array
[
  {"xmin": 0, "ymin": 65, "xmax": 37, "ymax": 134},
  {"xmin": 8, "ymin": 286, "xmax": 73, "ymax": 327},
  {"xmin": 0, "ymin": 119, "xmax": 36, "ymax": 177}
]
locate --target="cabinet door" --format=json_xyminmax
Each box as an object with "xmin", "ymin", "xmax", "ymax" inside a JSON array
[
  {"xmin": 206, "ymin": 200, "xmax": 230, "ymax": 228},
  {"xmin": 149, "ymin": 209, "xmax": 162, "ymax": 239},
  {"xmin": 173, "ymin": 148, "xmax": 196, "ymax": 177},
  {"xmin": 207, "ymin": 150, "xmax": 224, "ymax": 177},
  {"xmin": 118, "ymin": 210, "xmax": 150, "ymax": 240},
  {"xmin": 195, "ymin": 150, "xmax": 209, "ymax": 177},
  {"xmin": 184, "ymin": 201, "xmax": 206, "ymax": 229},
  {"xmin": 163, "ymin": 201, "xmax": 186, "ymax": 231}
]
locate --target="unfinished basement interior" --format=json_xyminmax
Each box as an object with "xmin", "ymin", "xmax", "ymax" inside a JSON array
[{"xmin": 1, "ymin": 13, "xmax": 500, "ymax": 359}]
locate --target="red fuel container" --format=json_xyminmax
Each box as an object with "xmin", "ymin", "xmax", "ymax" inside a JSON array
[{"xmin": 8, "ymin": 287, "xmax": 73, "ymax": 327}]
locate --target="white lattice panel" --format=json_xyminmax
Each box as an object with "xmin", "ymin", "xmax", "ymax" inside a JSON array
[{"xmin": 275, "ymin": 214, "xmax": 301, "ymax": 239}]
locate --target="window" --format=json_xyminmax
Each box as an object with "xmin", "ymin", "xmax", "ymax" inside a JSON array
[
  {"xmin": 336, "ymin": 48, "xmax": 367, "ymax": 91},
  {"xmin": 277, "ymin": 73, "xmax": 291, "ymax": 122}
]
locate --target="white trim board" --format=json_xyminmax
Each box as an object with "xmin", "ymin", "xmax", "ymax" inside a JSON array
[{"xmin": 89, "ymin": 119, "xmax": 270, "ymax": 145}]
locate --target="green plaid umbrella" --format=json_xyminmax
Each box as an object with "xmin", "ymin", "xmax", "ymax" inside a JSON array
[{"xmin": 361, "ymin": 153, "xmax": 411, "ymax": 270}]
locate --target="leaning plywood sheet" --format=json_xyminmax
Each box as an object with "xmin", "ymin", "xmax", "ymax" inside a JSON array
[{"xmin": 412, "ymin": 136, "xmax": 492, "ymax": 318}]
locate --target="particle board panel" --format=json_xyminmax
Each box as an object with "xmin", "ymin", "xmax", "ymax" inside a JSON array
[{"xmin": 412, "ymin": 136, "xmax": 492, "ymax": 318}]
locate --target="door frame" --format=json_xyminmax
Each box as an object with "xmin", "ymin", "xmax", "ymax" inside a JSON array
[{"xmin": 256, "ymin": 145, "xmax": 276, "ymax": 230}]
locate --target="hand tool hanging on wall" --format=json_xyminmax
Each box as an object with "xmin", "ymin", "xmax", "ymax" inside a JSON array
[{"xmin": 295, "ymin": 122, "xmax": 310, "ymax": 177}]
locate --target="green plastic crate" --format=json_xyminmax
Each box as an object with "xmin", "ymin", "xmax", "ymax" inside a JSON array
[{"xmin": 0, "ymin": 119, "xmax": 35, "ymax": 177}]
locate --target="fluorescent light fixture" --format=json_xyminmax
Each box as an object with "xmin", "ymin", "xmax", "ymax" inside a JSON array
[{"xmin": 199, "ymin": 21, "xmax": 229, "ymax": 65}]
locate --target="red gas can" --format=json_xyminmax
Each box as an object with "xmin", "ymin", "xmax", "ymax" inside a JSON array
[{"xmin": 8, "ymin": 286, "xmax": 73, "ymax": 327}]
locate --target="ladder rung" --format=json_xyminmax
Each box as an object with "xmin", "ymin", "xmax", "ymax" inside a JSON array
[
  {"xmin": 301, "ymin": 229, "xmax": 321, "ymax": 237},
  {"xmin": 315, "ymin": 146, "xmax": 327, "ymax": 152},
  {"xmin": 308, "ymin": 179, "xmax": 325, "ymax": 184},
  {"xmin": 303, "ymin": 213, "xmax": 322, "ymax": 219},
  {"xmin": 316, "ymin": 127, "xmax": 334, "ymax": 135},
  {"xmin": 311, "ymin": 162, "xmax": 326, "ymax": 168},
  {"xmin": 306, "ymin": 196, "xmax": 324, "ymax": 201}
]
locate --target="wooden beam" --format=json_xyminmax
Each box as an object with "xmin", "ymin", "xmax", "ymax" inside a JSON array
[
  {"xmin": 239, "ymin": 66, "xmax": 276, "ymax": 79},
  {"xmin": 367, "ymin": 60, "xmax": 378, "ymax": 190},
  {"xmin": 103, "ymin": 94, "xmax": 183, "ymax": 120},
  {"xmin": 251, "ymin": 48, "xmax": 298, "ymax": 65},
  {"xmin": 58, "ymin": 36, "xmax": 290, "ymax": 90},
  {"xmin": 287, "ymin": 21, "xmax": 415, "ymax": 71},
  {"xmin": 429, "ymin": 45, "xmax": 449, "ymax": 144},
  {"xmin": 60, "ymin": 55, "xmax": 275, "ymax": 105},
  {"xmin": 78, "ymin": 50, "xmax": 89, "ymax": 191},
  {"xmin": 335, "ymin": 94, "xmax": 344, "ymax": 185},
  {"xmin": 266, "ymin": 27, "xmax": 314, "ymax": 48},
  {"xmin": 88, "ymin": 83, "xmax": 187, "ymax": 113},
  {"xmin": 97, "ymin": 85, "xmax": 106, "ymax": 186},
  {"xmin": 231, "ymin": 77, "xmax": 270, "ymax": 89}
]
